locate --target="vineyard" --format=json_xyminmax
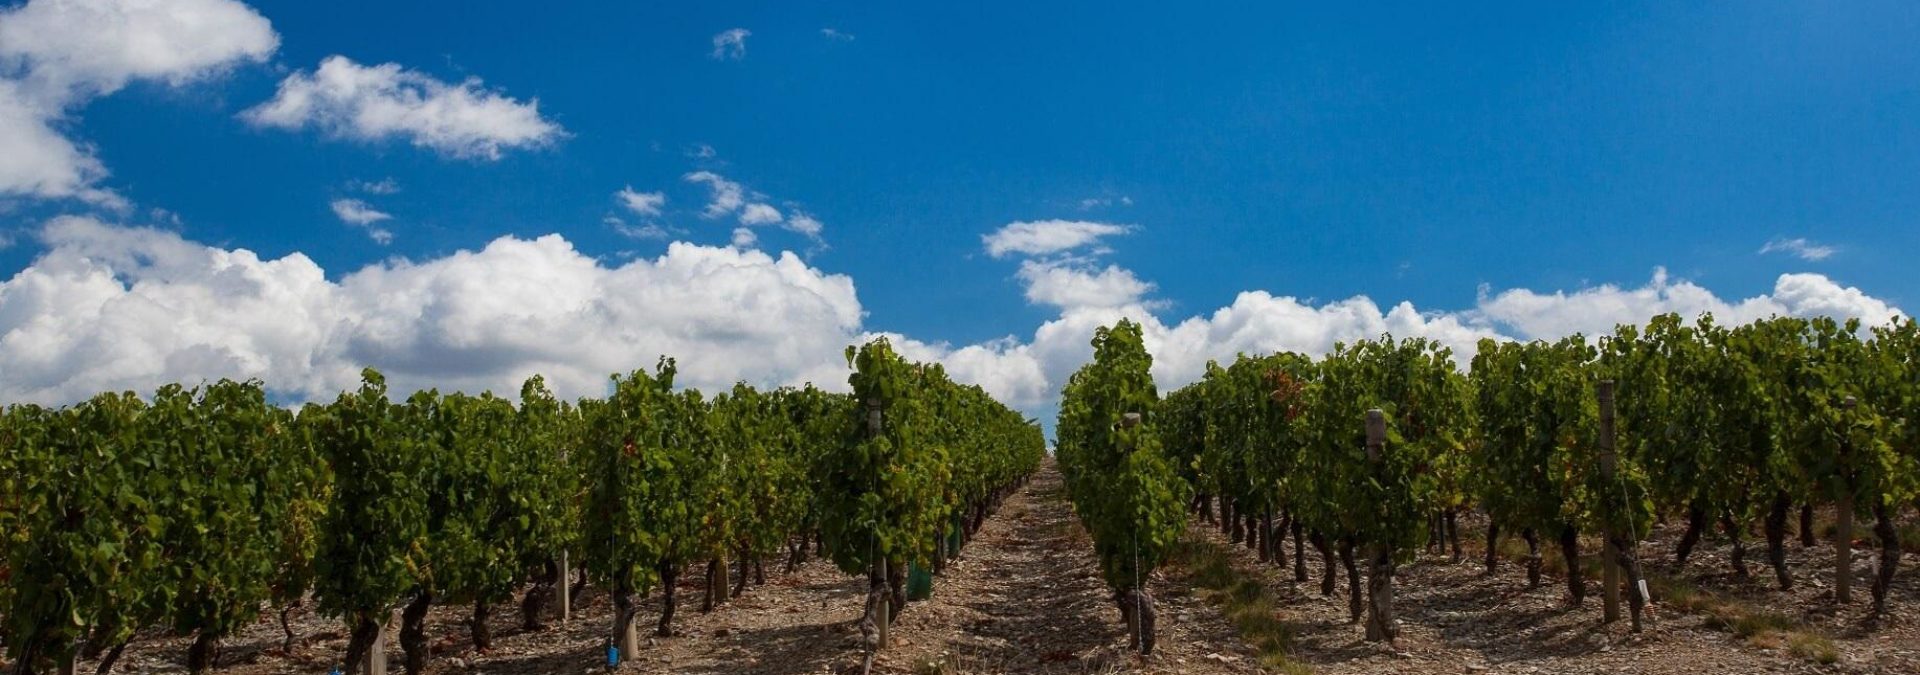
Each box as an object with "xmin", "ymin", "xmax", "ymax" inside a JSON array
[
  {"xmin": 0, "ymin": 339, "xmax": 1045, "ymax": 675},
  {"xmin": 1053, "ymin": 313, "xmax": 1920, "ymax": 671},
  {"xmin": 0, "ymin": 314, "xmax": 1918, "ymax": 675}
]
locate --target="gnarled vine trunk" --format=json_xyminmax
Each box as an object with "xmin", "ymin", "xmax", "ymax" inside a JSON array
[
  {"xmin": 1764, "ymin": 493, "xmax": 1793, "ymax": 590},
  {"xmin": 1559, "ymin": 525, "xmax": 1584, "ymax": 606},
  {"xmin": 399, "ymin": 592, "xmax": 433, "ymax": 675}
]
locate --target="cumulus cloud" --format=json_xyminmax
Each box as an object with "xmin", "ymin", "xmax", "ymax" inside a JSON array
[
  {"xmin": 0, "ymin": 218, "xmax": 1902, "ymax": 427},
  {"xmin": 0, "ymin": 81, "xmax": 109, "ymax": 203},
  {"xmin": 730, "ymin": 227, "xmax": 758, "ymax": 248},
  {"xmin": 242, "ymin": 55, "xmax": 564, "ymax": 160},
  {"xmin": 0, "ymin": 217, "xmax": 862, "ymax": 405},
  {"xmin": 0, "ymin": 0, "xmax": 276, "ymax": 203},
  {"xmin": 615, "ymin": 187, "xmax": 665, "ymax": 217},
  {"xmin": 1468, "ymin": 267, "xmax": 1900, "ymax": 339},
  {"xmin": 711, "ymin": 28, "xmax": 750, "ymax": 61},
  {"xmin": 1759, "ymin": 237, "xmax": 1837, "ymax": 262},
  {"xmin": 983, "ymin": 220, "xmax": 1131, "ymax": 258},
  {"xmin": 1017, "ymin": 259, "xmax": 1156, "ymax": 310}
]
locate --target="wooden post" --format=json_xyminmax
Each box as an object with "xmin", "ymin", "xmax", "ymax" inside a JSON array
[
  {"xmin": 618, "ymin": 603, "xmax": 639, "ymax": 662},
  {"xmin": 360, "ymin": 609, "xmax": 396, "ymax": 675},
  {"xmin": 1835, "ymin": 395, "xmax": 1856, "ymax": 604},
  {"xmin": 560, "ymin": 551, "xmax": 571, "ymax": 623},
  {"xmin": 1362, "ymin": 409, "xmax": 1396, "ymax": 642},
  {"xmin": 876, "ymin": 585, "xmax": 891, "ymax": 648},
  {"xmin": 1597, "ymin": 380, "xmax": 1621, "ymax": 624},
  {"xmin": 867, "ymin": 398, "xmax": 889, "ymax": 652}
]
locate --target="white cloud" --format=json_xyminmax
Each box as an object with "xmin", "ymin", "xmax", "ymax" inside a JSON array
[
  {"xmin": 615, "ymin": 187, "xmax": 665, "ymax": 217},
  {"xmin": 740, "ymin": 202, "xmax": 782, "ymax": 226},
  {"xmin": 711, "ymin": 28, "xmax": 750, "ymax": 61},
  {"xmin": 0, "ymin": 81, "xmax": 109, "ymax": 203},
  {"xmin": 730, "ymin": 227, "xmax": 758, "ymax": 248},
  {"xmin": 1017, "ymin": 259, "xmax": 1156, "ymax": 310},
  {"xmin": 0, "ymin": 0, "xmax": 277, "ymax": 102},
  {"xmin": 890, "ymin": 256, "xmax": 1904, "ymax": 415},
  {"xmin": 820, "ymin": 28, "xmax": 855, "ymax": 42},
  {"xmin": 683, "ymin": 171, "xmax": 827, "ymax": 242},
  {"xmin": 0, "ymin": 217, "xmax": 863, "ymax": 405},
  {"xmin": 982, "ymin": 220, "xmax": 1131, "ymax": 258},
  {"xmin": 328, "ymin": 198, "xmax": 393, "ymax": 245},
  {"xmin": 607, "ymin": 217, "xmax": 670, "ymax": 241},
  {"xmin": 349, "ymin": 177, "xmax": 401, "ymax": 194},
  {"xmin": 787, "ymin": 211, "xmax": 824, "ymax": 237},
  {"xmin": 0, "ymin": 0, "xmax": 276, "ymax": 204},
  {"xmin": 1077, "ymin": 195, "xmax": 1132, "ymax": 211},
  {"xmin": 684, "ymin": 170, "xmax": 745, "ymax": 218},
  {"xmin": 0, "ymin": 219, "xmax": 1901, "ymax": 429},
  {"xmin": 687, "ymin": 143, "xmax": 716, "ymax": 159},
  {"xmin": 243, "ymin": 55, "xmax": 564, "ymax": 160},
  {"xmin": 329, "ymin": 198, "xmax": 391, "ymax": 226},
  {"xmin": 1759, "ymin": 237, "xmax": 1837, "ymax": 262},
  {"xmin": 1467, "ymin": 267, "xmax": 1901, "ymax": 340}
]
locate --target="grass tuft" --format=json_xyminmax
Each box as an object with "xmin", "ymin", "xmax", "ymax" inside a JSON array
[{"xmin": 1171, "ymin": 532, "xmax": 1312, "ymax": 674}]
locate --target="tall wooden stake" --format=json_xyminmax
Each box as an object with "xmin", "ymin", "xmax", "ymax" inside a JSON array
[
  {"xmin": 360, "ymin": 609, "xmax": 396, "ymax": 675},
  {"xmin": 1362, "ymin": 409, "xmax": 1396, "ymax": 642},
  {"xmin": 1597, "ymin": 380, "xmax": 1621, "ymax": 624},
  {"xmin": 1835, "ymin": 395, "xmax": 1856, "ymax": 604},
  {"xmin": 560, "ymin": 551, "xmax": 571, "ymax": 623}
]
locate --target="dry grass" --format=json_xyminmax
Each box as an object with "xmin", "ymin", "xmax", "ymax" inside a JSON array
[
  {"xmin": 1171, "ymin": 532, "xmax": 1312, "ymax": 674},
  {"xmin": 1478, "ymin": 528, "xmax": 1841, "ymax": 665}
]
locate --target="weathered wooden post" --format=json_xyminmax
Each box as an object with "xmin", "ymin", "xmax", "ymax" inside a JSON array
[
  {"xmin": 1597, "ymin": 380, "xmax": 1621, "ymax": 624},
  {"xmin": 617, "ymin": 600, "xmax": 639, "ymax": 665},
  {"xmin": 560, "ymin": 551, "xmax": 571, "ymax": 623},
  {"xmin": 867, "ymin": 399, "xmax": 890, "ymax": 650},
  {"xmin": 358, "ymin": 609, "xmax": 397, "ymax": 675},
  {"xmin": 1362, "ymin": 409, "xmax": 1396, "ymax": 642},
  {"xmin": 1835, "ymin": 395, "xmax": 1856, "ymax": 604}
]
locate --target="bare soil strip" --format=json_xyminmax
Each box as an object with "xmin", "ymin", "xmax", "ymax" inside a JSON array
[{"xmin": 61, "ymin": 470, "xmax": 1919, "ymax": 675}]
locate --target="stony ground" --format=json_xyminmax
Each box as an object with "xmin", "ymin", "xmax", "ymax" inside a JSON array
[
  {"xmin": 48, "ymin": 465, "xmax": 1920, "ymax": 674},
  {"xmin": 1192, "ymin": 510, "xmax": 1919, "ymax": 675}
]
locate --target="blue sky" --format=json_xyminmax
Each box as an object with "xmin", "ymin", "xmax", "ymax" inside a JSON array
[{"xmin": 0, "ymin": 1, "xmax": 1913, "ymax": 416}]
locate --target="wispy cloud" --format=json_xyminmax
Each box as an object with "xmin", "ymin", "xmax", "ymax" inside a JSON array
[
  {"xmin": 1077, "ymin": 195, "xmax": 1133, "ymax": 211},
  {"xmin": 982, "ymin": 220, "xmax": 1132, "ymax": 258},
  {"xmin": 615, "ymin": 187, "xmax": 665, "ymax": 217},
  {"xmin": 711, "ymin": 28, "xmax": 750, "ymax": 60},
  {"xmin": 820, "ymin": 28, "xmax": 855, "ymax": 41},
  {"xmin": 349, "ymin": 177, "xmax": 401, "ymax": 194},
  {"xmin": 1759, "ymin": 237, "xmax": 1837, "ymax": 261},
  {"xmin": 330, "ymin": 197, "xmax": 394, "ymax": 244},
  {"xmin": 605, "ymin": 216, "xmax": 672, "ymax": 240}
]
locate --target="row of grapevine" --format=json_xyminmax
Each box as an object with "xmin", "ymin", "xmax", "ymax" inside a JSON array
[
  {"xmin": 1122, "ymin": 312, "xmax": 1917, "ymax": 645},
  {"xmin": 0, "ymin": 340, "xmax": 1043, "ymax": 675},
  {"xmin": 1054, "ymin": 320, "xmax": 1190, "ymax": 654},
  {"xmin": 821, "ymin": 339, "xmax": 1046, "ymax": 657}
]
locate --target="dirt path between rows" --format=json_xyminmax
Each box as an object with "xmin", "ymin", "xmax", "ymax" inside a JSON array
[
  {"xmin": 628, "ymin": 459, "xmax": 1259, "ymax": 674},
  {"xmin": 84, "ymin": 460, "xmax": 1258, "ymax": 675}
]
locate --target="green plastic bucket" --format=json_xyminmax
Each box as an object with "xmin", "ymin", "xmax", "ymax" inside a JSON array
[{"xmin": 907, "ymin": 562, "xmax": 935, "ymax": 600}]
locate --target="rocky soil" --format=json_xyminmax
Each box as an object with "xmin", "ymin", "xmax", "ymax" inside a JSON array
[{"xmin": 43, "ymin": 465, "xmax": 1920, "ymax": 674}]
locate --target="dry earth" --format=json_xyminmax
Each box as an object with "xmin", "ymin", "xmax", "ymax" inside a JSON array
[{"xmin": 41, "ymin": 464, "xmax": 1920, "ymax": 675}]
